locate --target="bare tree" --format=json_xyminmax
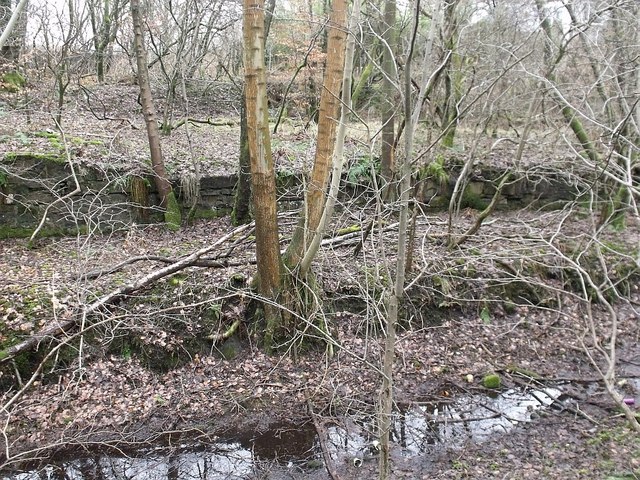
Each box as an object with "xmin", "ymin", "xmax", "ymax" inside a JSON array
[
  {"xmin": 243, "ymin": 0, "xmax": 283, "ymax": 350},
  {"xmin": 88, "ymin": 0, "xmax": 127, "ymax": 82},
  {"xmin": 130, "ymin": 0, "xmax": 180, "ymax": 226}
]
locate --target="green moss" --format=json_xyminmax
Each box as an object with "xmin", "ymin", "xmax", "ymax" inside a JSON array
[
  {"xmin": 164, "ymin": 191, "xmax": 182, "ymax": 230},
  {"xmin": 3, "ymin": 152, "xmax": 66, "ymax": 164},
  {"xmin": 460, "ymin": 187, "xmax": 489, "ymax": 210},
  {"xmin": 189, "ymin": 207, "xmax": 230, "ymax": 220},
  {"xmin": 336, "ymin": 224, "xmax": 361, "ymax": 235},
  {"xmin": 0, "ymin": 225, "xmax": 88, "ymax": 240},
  {"xmin": 34, "ymin": 131, "xmax": 60, "ymax": 140},
  {"xmin": 169, "ymin": 275, "xmax": 185, "ymax": 287},
  {"xmin": 1, "ymin": 71, "xmax": 26, "ymax": 92},
  {"xmin": 479, "ymin": 305, "xmax": 491, "ymax": 324},
  {"xmin": 421, "ymin": 155, "xmax": 449, "ymax": 186},
  {"xmin": 482, "ymin": 373, "xmax": 501, "ymax": 389},
  {"xmin": 0, "ymin": 226, "xmax": 41, "ymax": 239}
]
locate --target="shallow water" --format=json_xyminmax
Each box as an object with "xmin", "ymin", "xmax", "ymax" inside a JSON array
[{"xmin": 1, "ymin": 386, "xmax": 563, "ymax": 479}]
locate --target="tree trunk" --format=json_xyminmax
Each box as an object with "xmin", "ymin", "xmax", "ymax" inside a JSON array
[
  {"xmin": 0, "ymin": 0, "xmax": 28, "ymax": 59},
  {"xmin": 534, "ymin": 0, "xmax": 599, "ymax": 164},
  {"xmin": 243, "ymin": 0, "xmax": 348, "ymax": 350},
  {"xmin": 232, "ymin": 90, "xmax": 253, "ymax": 225},
  {"xmin": 440, "ymin": 0, "xmax": 462, "ymax": 148},
  {"xmin": 299, "ymin": 0, "xmax": 361, "ymax": 277},
  {"xmin": 380, "ymin": 0, "xmax": 397, "ymax": 193},
  {"xmin": 89, "ymin": 0, "xmax": 117, "ymax": 83},
  {"xmin": 379, "ymin": 0, "xmax": 418, "ymax": 474},
  {"xmin": 243, "ymin": 0, "xmax": 283, "ymax": 351},
  {"xmin": 284, "ymin": 0, "xmax": 348, "ymax": 268},
  {"xmin": 233, "ymin": 0, "xmax": 276, "ymax": 226},
  {"xmin": 130, "ymin": 0, "xmax": 174, "ymax": 211}
]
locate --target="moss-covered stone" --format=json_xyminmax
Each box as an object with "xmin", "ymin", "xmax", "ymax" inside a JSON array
[
  {"xmin": 3, "ymin": 152, "xmax": 66, "ymax": 164},
  {"xmin": 189, "ymin": 207, "xmax": 230, "ymax": 220},
  {"xmin": 0, "ymin": 225, "xmax": 62, "ymax": 240},
  {"xmin": 33, "ymin": 131, "xmax": 60, "ymax": 140}
]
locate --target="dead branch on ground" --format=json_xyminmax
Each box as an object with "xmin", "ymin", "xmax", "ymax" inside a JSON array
[{"xmin": 0, "ymin": 223, "xmax": 253, "ymax": 365}]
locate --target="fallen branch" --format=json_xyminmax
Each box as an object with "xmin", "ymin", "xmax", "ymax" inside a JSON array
[
  {"xmin": 206, "ymin": 318, "xmax": 241, "ymax": 343},
  {"xmin": 0, "ymin": 224, "xmax": 253, "ymax": 364},
  {"xmin": 164, "ymin": 117, "xmax": 236, "ymax": 131},
  {"xmin": 77, "ymin": 255, "xmax": 248, "ymax": 280},
  {"xmin": 77, "ymin": 226, "xmax": 256, "ymax": 280},
  {"xmin": 307, "ymin": 399, "xmax": 343, "ymax": 480}
]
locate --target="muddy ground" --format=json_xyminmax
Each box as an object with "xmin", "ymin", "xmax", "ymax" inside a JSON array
[{"xmin": 1, "ymin": 83, "xmax": 639, "ymax": 479}]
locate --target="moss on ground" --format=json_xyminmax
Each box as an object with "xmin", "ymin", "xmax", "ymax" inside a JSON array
[{"xmin": 1, "ymin": 71, "xmax": 26, "ymax": 92}]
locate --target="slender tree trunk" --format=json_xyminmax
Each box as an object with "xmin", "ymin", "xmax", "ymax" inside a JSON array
[
  {"xmin": 284, "ymin": 0, "xmax": 348, "ymax": 268},
  {"xmin": 243, "ymin": 0, "xmax": 283, "ymax": 350},
  {"xmin": 0, "ymin": 0, "xmax": 28, "ymax": 56},
  {"xmin": 380, "ymin": 0, "xmax": 397, "ymax": 192},
  {"xmin": 534, "ymin": 0, "xmax": 599, "ymax": 164},
  {"xmin": 440, "ymin": 0, "xmax": 462, "ymax": 148},
  {"xmin": 130, "ymin": 0, "xmax": 173, "ymax": 209},
  {"xmin": 90, "ymin": 0, "xmax": 114, "ymax": 83},
  {"xmin": 379, "ymin": 0, "xmax": 419, "ymax": 475}
]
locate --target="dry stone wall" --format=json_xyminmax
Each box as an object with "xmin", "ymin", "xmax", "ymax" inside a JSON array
[{"xmin": 0, "ymin": 154, "xmax": 580, "ymax": 238}]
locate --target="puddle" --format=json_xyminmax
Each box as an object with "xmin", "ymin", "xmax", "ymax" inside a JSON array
[
  {"xmin": 1, "ymin": 387, "xmax": 562, "ymax": 479},
  {"xmin": 3, "ymin": 444, "xmax": 255, "ymax": 480},
  {"xmin": 319, "ymin": 386, "xmax": 562, "ymax": 463}
]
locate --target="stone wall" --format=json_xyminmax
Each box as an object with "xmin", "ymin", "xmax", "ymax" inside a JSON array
[{"xmin": 0, "ymin": 154, "xmax": 581, "ymax": 238}]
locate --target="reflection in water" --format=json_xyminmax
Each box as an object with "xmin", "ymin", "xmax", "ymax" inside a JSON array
[
  {"xmin": 397, "ymin": 387, "xmax": 561, "ymax": 453},
  {"xmin": 4, "ymin": 443, "xmax": 253, "ymax": 480},
  {"xmin": 3, "ymin": 387, "xmax": 562, "ymax": 479},
  {"xmin": 321, "ymin": 387, "xmax": 562, "ymax": 461}
]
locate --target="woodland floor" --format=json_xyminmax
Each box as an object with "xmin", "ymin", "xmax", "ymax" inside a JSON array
[{"xmin": 0, "ymin": 83, "xmax": 639, "ymax": 479}]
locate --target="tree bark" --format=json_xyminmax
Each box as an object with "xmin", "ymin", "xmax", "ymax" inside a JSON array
[
  {"xmin": 233, "ymin": 91, "xmax": 253, "ymax": 225},
  {"xmin": 131, "ymin": 0, "xmax": 173, "ymax": 209},
  {"xmin": 300, "ymin": 0, "xmax": 361, "ymax": 277},
  {"xmin": 284, "ymin": 0, "xmax": 348, "ymax": 268},
  {"xmin": 243, "ymin": 0, "xmax": 283, "ymax": 350},
  {"xmin": 233, "ymin": 0, "xmax": 277, "ymax": 225}
]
